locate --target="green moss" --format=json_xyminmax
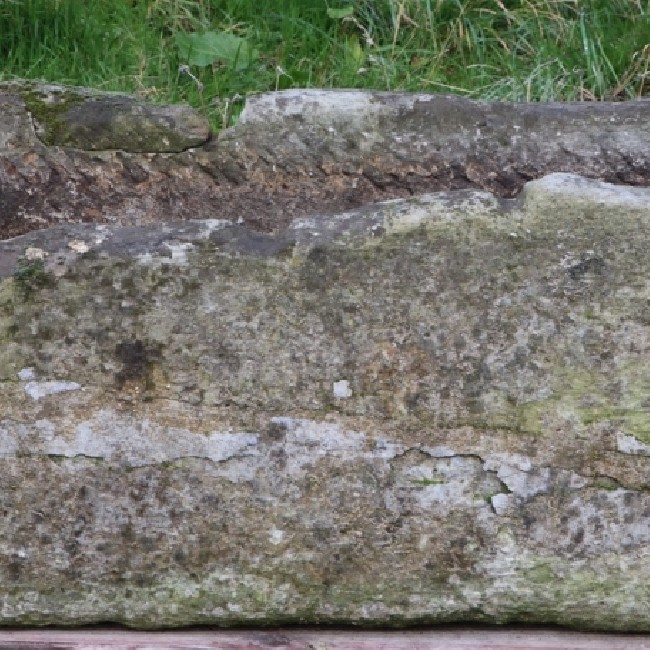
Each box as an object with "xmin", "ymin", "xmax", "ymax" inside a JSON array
[
  {"xmin": 560, "ymin": 363, "xmax": 650, "ymax": 445},
  {"xmin": 12, "ymin": 257, "xmax": 53, "ymax": 299},
  {"xmin": 450, "ymin": 363, "xmax": 650, "ymax": 442},
  {"xmin": 621, "ymin": 411, "xmax": 650, "ymax": 445},
  {"xmin": 409, "ymin": 478, "xmax": 446, "ymax": 486},
  {"xmin": 592, "ymin": 477, "xmax": 621, "ymax": 491},
  {"xmin": 0, "ymin": 279, "xmax": 15, "ymax": 341},
  {"xmin": 21, "ymin": 87, "xmax": 85, "ymax": 146},
  {"xmin": 0, "ymin": 556, "xmax": 646, "ymax": 629},
  {"xmin": 481, "ymin": 485, "xmax": 511, "ymax": 504},
  {"xmin": 523, "ymin": 562, "xmax": 556, "ymax": 585},
  {"xmin": 580, "ymin": 406, "xmax": 650, "ymax": 443}
]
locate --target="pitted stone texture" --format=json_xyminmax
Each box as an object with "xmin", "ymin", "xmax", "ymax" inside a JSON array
[{"xmin": 0, "ymin": 174, "xmax": 649, "ymax": 629}]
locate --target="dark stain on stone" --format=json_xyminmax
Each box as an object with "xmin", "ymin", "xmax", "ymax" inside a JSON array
[
  {"xmin": 572, "ymin": 528, "xmax": 585, "ymax": 545},
  {"xmin": 567, "ymin": 256, "xmax": 605, "ymax": 280},
  {"xmin": 266, "ymin": 420, "xmax": 288, "ymax": 440},
  {"xmin": 114, "ymin": 339, "xmax": 162, "ymax": 388},
  {"xmin": 120, "ymin": 523, "xmax": 135, "ymax": 542},
  {"xmin": 119, "ymin": 154, "xmax": 149, "ymax": 184},
  {"xmin": 208, "ymin": 224, "xmax": 295, "ymax": 257},
  {"xmin": 300, "ymin": 245, "xmax": 338, "ymax": 292}
]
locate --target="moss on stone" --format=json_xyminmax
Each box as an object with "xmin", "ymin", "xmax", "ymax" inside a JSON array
[
  {"xmin": 12, "ymin": 257, "xmax": 53, "ymax": 299},
  {"xmin": 592, "ymin": 477, "xmax": 621, "ymax": 491},
  {"xmin": 20, "ymin": 87, "xmax": 86, "ymax": 146},
  {"xmin": 410, "ymin": 477, "xmax": 447, "ymax": 486}
]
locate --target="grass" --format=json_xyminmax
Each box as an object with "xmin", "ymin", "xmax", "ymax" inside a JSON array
[{"xmin": 0, "ymin": 0, "xmax": 648, "ymax": 130}]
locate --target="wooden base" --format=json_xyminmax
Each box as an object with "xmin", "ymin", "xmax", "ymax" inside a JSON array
[{"xmin": 0, "ymin": 627, "xmax": 648, "ymax": 650}]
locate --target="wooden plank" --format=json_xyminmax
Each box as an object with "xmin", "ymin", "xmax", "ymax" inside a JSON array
[{"xmin": 0, "ymin": 628, "xmax": 648, "ymax": 650}]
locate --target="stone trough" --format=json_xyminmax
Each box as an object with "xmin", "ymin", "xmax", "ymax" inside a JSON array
[{"xmin": 0, "ymin": 84, "xmax": 648, "ymax": 631}]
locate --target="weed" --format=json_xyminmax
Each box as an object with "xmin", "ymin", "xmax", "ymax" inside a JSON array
[
  {"xmin": 0, "ymin": 0, "xmax": 646, "ymax": 131},
  {"xmin": 13, "ymin": 257, "xmax": 52, "ymax": 299},
  {"xmin": 410, "ymin": 478, "xmax": 447, "ymax": 486}
]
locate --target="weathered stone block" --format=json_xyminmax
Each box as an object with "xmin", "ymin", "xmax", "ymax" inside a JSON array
[
  {"xmin": 0, "ymin": 172, "xmax": 648, "ymax": 629},
  {"xmin": 1, "ymin": 84, "xmax": 649, "ymax": 239}
]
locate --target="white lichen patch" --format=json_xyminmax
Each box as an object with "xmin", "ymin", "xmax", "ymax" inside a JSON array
[
  {"xmin": 67, "ymin": 239, "xmax": 90, "ymax": 254},
  {"xmin": 332, "ymin": 379, "xmax": 352, "ymax": 398},
  {"xmin": 388, "ymin": 455, "xmax": 503, "ymax": 516},
  {"xmin": 269, "ymin": 417, "xmax": 366, "ymax": 465},
  {"xmin": 616, "ymin": 431, "xmax": 650, "ymax": 456},
  {"xmin": 490, "ymin": 493, "xmax": 513, "ymax": 515},
  {"xmin": 137, "ymin": 242, "xmax": 195, "ymax": 267},
  {"xmin": 41, "ymin": 409, "xmax": 259, "ymax": 466},
  {"xmin": 23, "ymin": 381, "xmax": 81, "ymax": 401},
  {"xmin": 192, "ymin": 219, "xmax": 231, "ymax": 239},
  {"xmin": 553, "ymin": 491, "xmax": 650, "ymax": 552},
  {"xmin": 483, "ymin": 454, "xmax": 586, "ymax": 499},
  {"xmin": 0, "ymin": 423, "xmax": 19, "ymax": 457},
  {"xmin": 163, "ymin": 242, "xmax": 194, "ymax": 266},
  {"xmin": 24, "ymin": 247, "xmax": 48, "ymax": 261},
  {"xmin": 488, "ymin": 464, "xmax": 549, "ymax": 499},
  {"xmin": 417, "ymin": 445, "xmax": 456, "ymax": 458},
  {"xmin": 17, "ymin": 367, "xmax": 35, "ymax": 381}
]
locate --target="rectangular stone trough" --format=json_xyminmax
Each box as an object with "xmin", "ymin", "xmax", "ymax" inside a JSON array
[{"xmin": 0, "ymin": 173, "xmax": 648, "ymax": 629}]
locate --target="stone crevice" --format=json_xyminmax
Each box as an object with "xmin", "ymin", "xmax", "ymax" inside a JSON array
[{"xmin": 2, "ymin": 85, "xmax": 650, "ymax": 240}]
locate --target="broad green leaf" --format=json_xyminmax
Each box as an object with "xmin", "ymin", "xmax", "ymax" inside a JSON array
[
  {"xmin": 327, "ymin": 6, "xmax": 354, "ymax": 20},
  {"xmin": 344, "ymin": 35, "xmax": 364, "ymax": 65},
  {"xmin": 175, "ymin": 31, "xmax": 257, "ymax": 69}
]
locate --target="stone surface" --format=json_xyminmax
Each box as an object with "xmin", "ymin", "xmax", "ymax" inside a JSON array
[
  {"xmin": 0, "ymin": 173, "xmax": 649, "ymax": 629},
  {"xmin": 1, "ymin": 83, "xmax": 649, "ymax": 239},
  {"xmin": 7, "ymin": 81, "xmax": 211, "ymax": 151}
]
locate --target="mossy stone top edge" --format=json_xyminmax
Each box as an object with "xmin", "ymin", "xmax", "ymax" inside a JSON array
[{"xmin": 11, "ymin": 81, "xmax": 209, "ymax": 152}]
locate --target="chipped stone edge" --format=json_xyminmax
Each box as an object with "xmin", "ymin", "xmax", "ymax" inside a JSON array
[{"xmin": 1, "ymin": 173, "xmax": 648, "ymax": 279}]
